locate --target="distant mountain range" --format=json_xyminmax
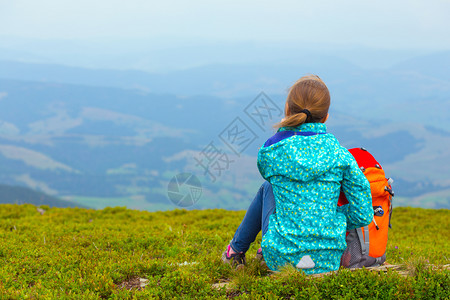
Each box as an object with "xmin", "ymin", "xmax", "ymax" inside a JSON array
[
  {"xmin": 1, "ymin": 50, "xmax": 449, "ymax": 97},
  {"xmin": 0, "ymin": 184, "xmax": 86, "ymax": 208},
  {"xmin": 0, "ymin": 52, "xmax": 448, "ymax": 210},
  {"xmin": 1, "ymin": 51, "xmax": 449, "ymax": 128}
]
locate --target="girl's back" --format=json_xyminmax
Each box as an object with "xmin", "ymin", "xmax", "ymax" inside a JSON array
[
  {"xmin": 222, "ymin": 75, "xmax": 373, "ymax": 275},
  {"xmin": 258, "ymin": 122, "xmax": 372, "ymax": 274}
]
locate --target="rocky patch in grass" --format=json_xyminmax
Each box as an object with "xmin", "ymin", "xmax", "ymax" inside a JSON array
[{"xmin": 117, "ymin": 277, "xmax": 149, "ymax": 291}]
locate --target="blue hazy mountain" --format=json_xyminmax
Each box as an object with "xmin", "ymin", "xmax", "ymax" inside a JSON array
[
  {"xmin": 1, "ymin": 51, "xmax": 449, "ymax": 129},
  {"xmin": 0, "ymin": 51, "xmax": 448, "ymax": 210},
  {"xmin": 0, "ymin": 37, "xmax": 429, "ymax": 71},
  {"xmin": 0, "ymin": 184, "xmax": 87, "ymax": 208}
]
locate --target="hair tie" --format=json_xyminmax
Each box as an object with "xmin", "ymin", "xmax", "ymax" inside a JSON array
[{"xmin": 300, "ymin": 109, "xmax": 312, "ymax": 120}]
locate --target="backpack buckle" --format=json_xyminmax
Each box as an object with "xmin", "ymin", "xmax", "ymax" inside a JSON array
[
  {"xmin": 373, "ymin": 206, "xmax": 384, "ymax": 217},
  {"xmin": 384, "ymin": 186, "xmax": 394, "ymax": 196}
]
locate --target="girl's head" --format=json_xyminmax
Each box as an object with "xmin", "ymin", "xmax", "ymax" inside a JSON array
[{"xmin": 276, "ymin": 75, "xmax": 330, "ymax": 128}]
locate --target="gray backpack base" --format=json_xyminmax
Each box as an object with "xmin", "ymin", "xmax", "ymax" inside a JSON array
[{"xmin": 340, "ymin": 226, "xmax": 386, "ymax": 269}]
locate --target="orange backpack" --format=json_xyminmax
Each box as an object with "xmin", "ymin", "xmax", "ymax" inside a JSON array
[{"xmin": 339, "ymin": 148, "xmax": 394, "ymax": 268}]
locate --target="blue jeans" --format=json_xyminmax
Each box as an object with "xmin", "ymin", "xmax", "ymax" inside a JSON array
[{"xmin": 230, "ymin": 181, "xmax": 276, "ymax": 253}]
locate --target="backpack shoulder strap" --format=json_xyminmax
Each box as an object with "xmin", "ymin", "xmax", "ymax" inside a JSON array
[{"xmin": 356, "ymin": 226, "xmax": 370, "ymax": 255}]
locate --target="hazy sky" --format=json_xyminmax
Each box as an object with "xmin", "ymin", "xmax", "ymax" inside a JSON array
[{"xmin": 1, "ymin": 0, "xmax": 449, "ymax": 50}]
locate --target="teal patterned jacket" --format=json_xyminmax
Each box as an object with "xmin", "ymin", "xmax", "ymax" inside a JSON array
[{"xmin": 258, "ymin": 123, "xmax": 373, "ymax": 274}]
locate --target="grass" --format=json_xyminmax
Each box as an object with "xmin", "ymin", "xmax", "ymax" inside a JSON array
[
  {"xmin": 61, "ymin": 196, "xmax": 173, "ymax": 211},
  {"xmin": 0, "ymin": 205, "xmax": 448, "ymax": 299}
]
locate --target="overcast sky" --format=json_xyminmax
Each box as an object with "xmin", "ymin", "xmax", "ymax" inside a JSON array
[{"xmin": 1, "ymin": 0, "xmax": 449, "ymax": 50}]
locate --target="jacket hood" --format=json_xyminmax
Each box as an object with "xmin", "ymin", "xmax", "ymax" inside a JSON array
[{"xmin": 258, "ymin": 123, "xmax": 342, "ymax": 182}]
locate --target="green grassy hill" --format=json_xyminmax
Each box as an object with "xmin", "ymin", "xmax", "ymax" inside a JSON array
[{"xmin": 0, "ymin": 205, "xmax": 448, "ymax": 299}]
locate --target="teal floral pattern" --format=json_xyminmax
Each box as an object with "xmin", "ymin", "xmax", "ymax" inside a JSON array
[{"xmin": 257, "ymin": 123, "xmax": 373, "ymax": 274}]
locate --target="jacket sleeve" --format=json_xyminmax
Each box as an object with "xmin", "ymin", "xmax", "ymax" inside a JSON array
[
  {"xmin": 337, "ymin": 150, "xmax": 373, "ymax": 231},
  {"xmin": 257, "ymin": 146, "xmax": 271, "ymax": 180}
]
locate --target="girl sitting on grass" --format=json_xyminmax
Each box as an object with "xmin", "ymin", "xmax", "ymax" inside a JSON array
[{"xmin": 222, "ymin": 75, "xmax": 373, "ymax": 275}]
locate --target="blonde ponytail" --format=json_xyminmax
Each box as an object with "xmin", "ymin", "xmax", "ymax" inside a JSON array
[
  {"xmin": 275, "ymin": 75, "xmax": 330, "ymax": 129},
  {"xmin": 277, "ymin": 112, "xmax": 308, "ymax": 128}
]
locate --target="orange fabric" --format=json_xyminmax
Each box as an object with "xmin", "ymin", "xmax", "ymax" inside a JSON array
[
  {"xmin": 338, "ymin": 148, "xmax": 384, "ymax": 206},
  {"xmin": 364, "ymin": 167, "xmax": 388, "ymax": 197},
  {"xmin": 364, "ymin": 167, "xmax": 391, "ymax": 257},
  {"xmin": 340, "ymin": 148, "xmax": 392, "ymax": 259}
]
